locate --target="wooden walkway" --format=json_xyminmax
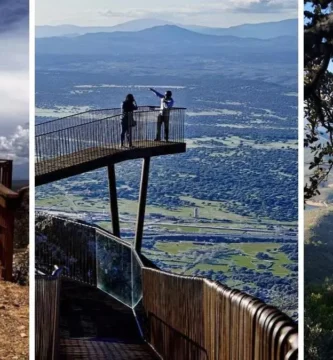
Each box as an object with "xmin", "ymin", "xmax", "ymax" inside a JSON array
[{"xmin": 59, "ymin": 280, "xmax": 157, "ymax": 360}]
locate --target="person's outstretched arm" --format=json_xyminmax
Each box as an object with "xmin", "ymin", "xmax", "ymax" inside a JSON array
[{"xmin": 149, "ymin": 88, "xmax": 164, "ymax": 99}]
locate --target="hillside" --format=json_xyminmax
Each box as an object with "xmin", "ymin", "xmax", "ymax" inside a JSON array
[
  {"xmin": 36, "ymin": 25, "xmax": 297, "ymax": 56},
  {"xmin": 36, "ymin": 18, "xmax": 297, "ymax": 40},
  {"xmin": 36, "ymin": 25, "xmax": 297, "ymax": 86},
  {"xmin": 305, "ymin": 208, "xmax": 333, "ymax": 284},
  {"xmin": 188, "ymin": 19, "xmax": 297, "ymax": 39}
]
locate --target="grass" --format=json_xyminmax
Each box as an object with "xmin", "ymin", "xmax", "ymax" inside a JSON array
[
  {"xmin": 194, "ymin": 263, "xmax": 229, "ymax": 272},
  {"xmin": 155, "ymin": 241, "xmax": 196, "ymax": 254},
  {"xmin": 150, "ymin": 240, "xmax": 293, "ymax": 277},
  {"xmin": 36, "ymin": 191, "xmax": 296, "ymax": 230}
]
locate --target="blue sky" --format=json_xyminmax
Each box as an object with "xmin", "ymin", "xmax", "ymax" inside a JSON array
[
  {"xmin": 36, "ymin": 0, "xmax": 297, "ymax": 27},
  {"xmin": 0, "ymin": 0, "xmax": 29, "ymax": 164}
]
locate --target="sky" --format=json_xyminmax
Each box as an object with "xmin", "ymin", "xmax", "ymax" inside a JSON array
[
  {"xmin": 36, "ymin": 0, "xmax": 297, "ymax": 27},
  {"xmin": 0, "ymin": 0, "xmax": 29, "ymax": 166}
]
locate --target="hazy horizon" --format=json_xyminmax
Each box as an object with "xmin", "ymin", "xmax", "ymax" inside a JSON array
[
  {"xmin": 37, "ymin": 16, "xmax": 297, "ymax": 29},
  {"xmin": 36, "ymin": 0, "xmax": 297, "ymax": 28}
]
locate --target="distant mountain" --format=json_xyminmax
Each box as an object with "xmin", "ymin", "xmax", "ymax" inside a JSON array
[
  {"xmin": 187, "ymin": 19, "xmax": 297, "ymax": 39},
  {"xmin": 36, "ymin": 18, "xmax": 297, "ymax": 40},
  {"xmin": 36, "ymin": 18, "xmax": 175, "ymax": 38},
  {"xmin": 36, "ymin": 25, "xmax": 297, "ymax": 57}
]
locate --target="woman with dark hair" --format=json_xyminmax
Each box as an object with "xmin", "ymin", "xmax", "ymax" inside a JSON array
[{"xmin": 121, "ymin": 94, "xmax": 138, "ymax": 147}]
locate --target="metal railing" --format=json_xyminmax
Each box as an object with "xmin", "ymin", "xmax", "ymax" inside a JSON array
[
  {"xmin": 36, "ymin": 107, "xmax": 155, "ymax": 136},
  {"xmin": 35, "ymin": 213, "xmax": 298, "ymax": 359},
  {"xmin": 35, "ymin": 107, "xmax": 186, "ymax": 177}
]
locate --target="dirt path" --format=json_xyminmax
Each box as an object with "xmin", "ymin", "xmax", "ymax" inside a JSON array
[{"xmin": 0, "ymin": 282, "xmax": 29, "ymax": 359}]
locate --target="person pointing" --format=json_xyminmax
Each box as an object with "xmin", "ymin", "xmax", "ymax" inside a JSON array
[{"xmin": 149, "ymin": 88, "xmax": 174, "ymax": 142}]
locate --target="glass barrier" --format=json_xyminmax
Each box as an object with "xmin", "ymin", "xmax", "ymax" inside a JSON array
[{"xmin": 96, "ymin": 230, "xmax": 132, "ymax": 307}]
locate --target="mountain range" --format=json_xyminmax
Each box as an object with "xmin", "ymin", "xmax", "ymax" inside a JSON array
[
  {"xmin": 36, "ymin": 18, "xmax": 297, "ymax": 40},
  {"xmin": 36, "ymin": 24, "xmax": 297, "ymax": 58}
]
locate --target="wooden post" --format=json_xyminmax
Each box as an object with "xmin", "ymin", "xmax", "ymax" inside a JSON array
[
  {"xmin": 2, "ymin": 209, "xmax": 14, "ymax": 281},
  {"xmin": 108, "ymin": 164, "xmax": 120, "ymax": 238},
  {"xmin": 134, "ymin": 157, "xmax": 150, "ymax": 253}
]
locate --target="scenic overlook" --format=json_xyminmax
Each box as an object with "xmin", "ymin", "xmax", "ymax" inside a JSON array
[
  {"xmin": 35, "ymin": 1, "xmax": 298, "ymax": 358},
  {"xmin": 36, "ymin": 18, "xmax": 298, "ymax": 315}
]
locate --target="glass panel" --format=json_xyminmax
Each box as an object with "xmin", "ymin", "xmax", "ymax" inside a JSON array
[
  {"xmin": 132, "ymin": 250, "xmax": 143, "ymax": 307},
  {"xmin": 96, "ymin": 230, "xmax": 132, "ymax": 306},
  {"xmin": 35, "ymin": 213, "xmax": 97, "ymax": 285}
]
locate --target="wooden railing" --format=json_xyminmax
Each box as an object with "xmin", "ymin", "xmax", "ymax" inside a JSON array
[
  {"xmin": 35, "ymin": 275, "xmax": 61, "ymax": 360},
  {"xmin": 142, "ymin": 268, "xmax": 298, "ymax": 360},
  {"xmin": 0, "ymin": 159, "xmax": 13, "ymax": 189},
  {"xmin": 0, "ymin": 160, "xmax": 18, "ymax": 281}
]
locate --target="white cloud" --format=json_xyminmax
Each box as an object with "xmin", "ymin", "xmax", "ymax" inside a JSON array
[
  {"xmin": 0, "ymin": 71, "xmax": 29, "ymax": 120},
  {"xmin": 99, "ymin": 0, "xmax": 297, "ymax": 20},
  {"xmin": 0, "ymin": 125, "xmax": 29, "ymax": 164},
  {"xmin": 0, "ymin": 16, "xmax": 28, "ymax": 163}
]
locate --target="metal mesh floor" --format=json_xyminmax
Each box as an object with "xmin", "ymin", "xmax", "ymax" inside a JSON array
[{"xmin": 59, "ymin": 280, "xmax": 157, "ymax": 360}]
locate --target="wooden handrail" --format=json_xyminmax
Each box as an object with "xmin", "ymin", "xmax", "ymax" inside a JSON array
[{"xmin": 0, "ymin": 183, "xmax": 19, "ymax": 199}]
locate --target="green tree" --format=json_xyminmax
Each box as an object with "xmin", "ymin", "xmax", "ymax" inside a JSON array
[
  {"xmin": 305, "ymin": 282, "xmax": 333, "ymax": 359},
  {"xmin": 304, "ymin": 0, "xmax": 333, "ymax": 199}
]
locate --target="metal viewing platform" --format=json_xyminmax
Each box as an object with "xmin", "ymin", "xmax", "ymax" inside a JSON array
[{"xmin": 35, "ymin": 107, "xmax": 186, "ymax": 186}]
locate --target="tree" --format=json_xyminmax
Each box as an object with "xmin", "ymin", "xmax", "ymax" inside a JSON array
[{"xmin": 304, "ymin": 0, "xmax": 333, "ymax": 200}]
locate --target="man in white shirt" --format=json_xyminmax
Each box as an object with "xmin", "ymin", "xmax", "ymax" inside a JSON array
[{"xmin": 149, "ymin": 88, "xmax": 174, "ymax": 142}]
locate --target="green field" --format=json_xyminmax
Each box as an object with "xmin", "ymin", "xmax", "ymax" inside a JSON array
[
  {"xmin": 146, "ymin": 240, "xmax": 293, "ymax": 278},
  {"xmin": 36, "ymin": 191, "xmax": 296, "ymax": 232}
]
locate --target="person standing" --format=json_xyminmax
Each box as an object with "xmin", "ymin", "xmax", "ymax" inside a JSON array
[
  {"xmin": 121, "ymin": 94, "xmax": 138, "ymax": 147},
  {"xmin": 149, "ymin": 88, "xmax": 174, "ymax": 142}
]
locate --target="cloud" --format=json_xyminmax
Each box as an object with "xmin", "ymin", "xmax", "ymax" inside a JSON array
[
  {"xmin": 99, "ymin": 0, "xmax": 297, "ymax": 20},
  {"xmin": 0, "ymin": 70, "xmax": 29, "ymax": 119},
  {"xmin": 0, "ymin": 0, "xmax": 29, "ymax": 162},
  {"xmin": 0, "ymin": 125, "xmax": 29, "ymax": 164},
  {"xmin": 229, "ymin": 0, "xmax": 297, "ymax": 14},
  {"xmin": 0, "ymin": 0, "xmax": 29, "ymax": 33}
]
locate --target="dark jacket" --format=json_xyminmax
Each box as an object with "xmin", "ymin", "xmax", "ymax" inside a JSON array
[
  {"xmin": 121, "ymin": 100, "xmax": 138, "ymax": 127},
  {"xmin": 122, "ymin": 100, "xmax": 138, "ymax": 113}
]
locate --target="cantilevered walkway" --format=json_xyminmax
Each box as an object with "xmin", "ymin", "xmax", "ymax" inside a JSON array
[
  {"xmin": 35, "ymin": 107, "xmax": 298, "ymax": 359},
  {"xmin": 35, "ymin": 107, "xmax": 186, "ymax": 186}
]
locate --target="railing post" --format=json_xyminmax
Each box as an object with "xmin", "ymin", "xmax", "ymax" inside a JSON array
[
  {"xmin": 107, "ymin": 164, "xmax": 120, "ymax": 238},
  {"xmin": 134, "ymin": 157, "xmax": 150, "ymax": 253},
  {"xmin": 2, "ymin": 209, "xmax": 14, "ymax": 281}
]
